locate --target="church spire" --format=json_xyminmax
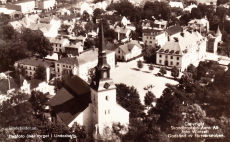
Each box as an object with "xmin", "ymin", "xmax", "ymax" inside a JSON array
[
  {"xmin": 215, "ymin": 26, "xmax": 221, "ymax": 37},
  {"xmin": 91, "ymin": 19, "xmax": 111, "ymax": 90}
]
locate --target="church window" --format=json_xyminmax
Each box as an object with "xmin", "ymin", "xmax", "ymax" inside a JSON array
[
  {"xmin": 159, "ymin": 55, "xmax": 162, "ymax": 58},
  {"xmin": 106, "ymin": 96, "xmax": 108, "ymax": 101},
  {"xmin": 159, "ymin": 60, "xmax": 162, "ymax": 63},
  {"xmin": 166, "ymin": 55, "xmax": 168, "ymax": 59},
  {"xmin": 171, "ymin": 56, "xmax": 173, "ymax": 59},
  {"xmin": 105, "ymin": 110, "xmax": 106, "ymax": 115},
  {"xmin": 103, "ymin": 72, "xmax": 107, "ymax": 78},
  {"xmin": 177, "ymin": 62, "xmax": 179, "ymax": 66},
  {"xmin": 170, "ymin": 61, "xmax": 173, "ymax": 65},
  {"xmin": 177, "ymin": 57, "xmax": 179, "ymax": 60}
]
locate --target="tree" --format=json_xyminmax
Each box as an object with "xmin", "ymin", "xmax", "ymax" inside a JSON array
[
  {"xmin": 93, "ymin": 8, "xmax": 104, "ymax": 23},
  {"xmin": 137, "ymin": 60, "xmax": 143, "ymax": 70},
  {"xmin": 186, "ymin": 64, "xmax": 197, "ymax": 79},
  {"xmin": 115, "ymin": 83, "xmax": 145, "ymax": 118},
  {"xmin": 221, "ymin": 42, "xmax": 230, "ymax": 57},
  {"xmin": 148, "ymin": 64, "xmax": 154, "ymax": 73},
  {"xmin": 20, "ymin": 28, "xmax": 53, "ymax": 58},
  {"xmin": 190, "ymin": 8, "xmax": 202, "ymax": 19},
  {"xmin": 159, "ymin": 67, "xmax": 166, "ymax": 76},
  {"xmin": 171, "ymin": 66, "xmax": 179, "ymax": 78},
  {"xmin": 144, "ymin": 91, "xmax": 156, "ymax": 108},
  {"xmin": 34, "ymin": 65, "xmax": 46, "ymax": 81},
  {"xmin": 142, "ymin": 44, "xmax": 157, "ymax": 64},
  {"xmin": 181, "ymin": 104, "xmax": 206, "ymax": 123},
  {"xmin": 84, "ymin": 21, "xmax": 94, "ymax": 32}
]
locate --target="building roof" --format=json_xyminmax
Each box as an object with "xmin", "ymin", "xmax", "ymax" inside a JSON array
[
  {"xmin": 119, "ymin": 40, "xmax": 142, "ymax": 54},
  {"xmin": 188, "ymin": 18, "xmax": 209, "ymax": 26},
  {"xmin": 154, "ymin": 19, "xmax": 167, "ymax": 26},
  {"xmin": 215, "ymin": 26, "xmax": 222, "ymax": 37},
  {"xmin": 96, "ymin": 15, "xmax": 123, "ymax": 21},
  {"xmin": 16, "ymin": 58, "xmax": 52, "ymax": 68},
  {"xmin": 28, "ymin": 23, "xmax": 52, "ymax": 33},
  {"xmin": 56, "ymin": 57, "xmax": 79, "ymax": 66},
  {"xmin": 40, "ymin": 16, "xmax": 60, "ymax": 23},
  {"xmin": 65, "ymin": 42, "xmax": 82, "ymax": 48},
  {"xmin": 48, "ymin": 75, "xmax": 91, "ymax": 125},
  {"xmin": 142, "ymin": 29, "xmax": 164, "ymax": 36},
  {"xmin": 20, "ymin": 16, "xmax": 35, "ymax": 27},
  {"xmin": 165, "ymin": 25, "xmax": 183, "ymax": 35},
  {"xmin": 114, "ymin": 27, "xmax": 130, "ymax": 34},
  {"xmin": 9, "ymin": 21, "xmax": 22, "ymax": 29},
  {"xmin": 29, "ymin": 79, "xmax": 42, "ymax": 90},
  {"xmin": 50, "ymin": 37, "xmax": 69, "ymax": 44},
  {"xmin": 77, "ymin": 48, "xmax": 98, "ymax": 65},
  {"xmin": 169, "ymin": 1, "xmax": 184, "ymax": 8},
  {"xmin": 0, "ymin": 78, "xmax": 18, "ymax": 94},
  {"xmin": 158, "ymin": 30, "xmax": 205, "ymax": 55}
]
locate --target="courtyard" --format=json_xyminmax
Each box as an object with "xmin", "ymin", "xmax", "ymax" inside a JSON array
[{"xmin": 110, "ymin": 57, "xmax": 180, "ymax": 104}]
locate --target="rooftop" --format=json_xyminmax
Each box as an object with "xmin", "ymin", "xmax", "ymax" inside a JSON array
[
  {"xmin": 165, "ymin": 25, "xmax": 183, "ymax": 35},
  {"xmin": 16, "ymin": 58, "xmax": 53, "ymax": 68}
]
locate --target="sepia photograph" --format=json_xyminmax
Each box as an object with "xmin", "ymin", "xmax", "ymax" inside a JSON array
[{"xmin": 0, "ymin": 0, "xmax": 230, "ymax": 141}]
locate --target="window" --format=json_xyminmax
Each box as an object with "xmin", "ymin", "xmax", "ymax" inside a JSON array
[
  {"xmin": 170, "ymin": 61, "xmax": 173, "ymax": 65},
  {"xmin": 106, "ymin": 96, "xmax": 108, "ymax": 100},
  {"xmin": 118, "ymin": 50, "xmax": 120, "ymax": 53},
  {"xmin": 159, "ymin": 60, "xmax": 162, "ymax": 63},
  {"xmin": 159, "ymin": 55, "xmax": 162, "ymax": 58},
  {"xmin": 69, "ymin": 66, "xmax": 71, "ymax": 68},
  {"xmin": 105, "ymin": 110, "xmax": 106, "ymax": 115},
  {"xmin": 34, "ymin": 68, "xmax": 36, "ymax": 70},
  {"xmin": 177, "ymin": 62, "xmax": 179, "ymax": 66},
  {"xmin": 149, "ymin": 41, "xmax": 152, "ymax": 44},
  {"xmin": 177, "ymin": 57, "xmax": 179, "ymax": 60},
  {"xmin": 103, "ymin": 72, "xmax": 107, "ymax": 78},
  {"xmin": 108, "ymin": 109, "xmax": 110, "ymax": 114},
  {"xmin": 147, "ymin": 36, "xmax": 148, "ymax": 39},
  {"xmin": 26, "ymin": 71, "xmax": 28, "ymax": 74},
  {"xmin": 171, "ymin": 56, "xmax": 173, "ymax": 59},
  {"xmin": 57, "ymin": 68, "xmax": 60, "ymax": 73},
  {"xmin": 166, "ymin": 55, "xmax": 168, "ymax": 58},
  {"xmin": 63, "ymin": 65, "xmax": 65, "ymax": 67},
  {"xmin": 29, "ymin": 67, "xmax": 31, "ymax": 70},
  {"xmin": 60, "ymin": 44, "xmax": 61, "ymax": 47},
  {"xmin": 30, "ymin": 72, "xmax": 32, "ymax": 75},
  {"xmin": 57, "ymin": 64, "xmax": 59, "ymax": 66},
  {"xmin": 150, "ymin": 37, "xmax": 152, "ymax": 39}
]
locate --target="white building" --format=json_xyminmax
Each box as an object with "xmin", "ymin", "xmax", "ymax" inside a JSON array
[
  {"xmin": 116, "ymin": 40, "xmax": 142, "ymax": 61},
  {"xmin": 55, "ymin": 48, "xmax": 115, "ymax": 81},
  {"xmin": 48, "ymin": 22, "xmax": 129, "ymax": 135},
  {"xmin": 142, "ymin": 29, "xmax": 168, "ymax": 47},
  {"xmin": 188, "ymin": 18, "xmax": 209, "ymax": 33},
  {"xmin": 6, "ymin": 0, "xmax": 35, "ymax": 14},
  {"xmin": 156, "ymin": 30, "xmax": 206, "ymax": 71},
  {"xmin": 14, "ymin": 58, "xmax": 53, "ymax": 82},
  {"xmin": 169, "ymin": 1, "xmax": 184, "ymax": 9}
]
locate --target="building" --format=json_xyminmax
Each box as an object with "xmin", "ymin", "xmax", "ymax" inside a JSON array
[
  {"xmin": 142, "ymin": 29, "xmax": 168, "ymax": 47},
  {"xmin": 184, "ymin": 4, "xmax": 197, "ymax": 13},
  {"xmin": 188, "ymin": 18, "xmax": 209, "ymax": 33},
  {"xmin": 156, "ymin": 30, "xmax": 206, "ymax": 71},
  {"xmin": 116, "ymin": 40, "xmax": 142, "ymax": 61},
  {"xmin": 169, "ymin": 1, "xmax": 184, "ymax": 9},
  {"xmin": 8, "ymin": 21, "xmax": 23, "ymax": 32},
  {"xmin": 114, "ymin": 26, "xmax": 131, "ymax": 41},
  {"xmin": 55, "ymin": 48, "xmax": 115, "ymax": 81},
  {"xmin": 36, "ymin": 0, "xmax": 56, "ymax": 10},
  {"xmin": 96, "ymin": 15, "xmax": 129, "ymax": 27},
  {"xmin": 14, "ymin": 58, "xmax": 54, "ymax": 82},
  {"xmin": 65, "ymin": 42, "xmax": 84, "ymax": 56},
  {"xmin": 165, "ymin": 25, "xmax": 183, "ymax": 40},
  {"xmin": 48, "ymin": 22, "xmax": 129, "ymax": 135},
  {"xmin": 154, "ymin": 19, "xmax": 168, "ymax": 29},
  {"xmin": 50, "ymin": 37, "xmax": 69, "ymax": 53},
  {"xmin": 6, "ymin": 0, "xmax": 36, "ymax": 14},
  {"xmin": 206, "ymin": 27, "xmax": 222, "ymax": 53}
]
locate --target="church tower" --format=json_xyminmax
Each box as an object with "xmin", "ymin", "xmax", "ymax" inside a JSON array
[{"xmin": 90, "ymin": 20, "xmax": 117, "ymax": 134}]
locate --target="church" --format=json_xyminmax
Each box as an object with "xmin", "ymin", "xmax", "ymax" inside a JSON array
[{"xmin": 48, "ymin": 21, "xmax": 129, "ymax": 135}]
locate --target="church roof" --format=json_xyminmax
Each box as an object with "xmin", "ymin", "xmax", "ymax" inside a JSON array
[{"xmin": 48, "ymin": 75, "xmax": 91, "ymax": 125}]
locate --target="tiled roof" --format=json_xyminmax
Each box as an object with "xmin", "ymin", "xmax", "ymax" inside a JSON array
[
  {"xmin": 77, "ymin": 48, "xmax": 98, "ymax": 65},
  {"xmin": 29, "ymin": 79, "xmax": 42, "ymax": 90},
  {"xmin": 119, "ymin": 40, "xmax": 142, "ymax": 54},
  {"xmin": 48, "ymin": 75, "xmax": 91, "ymax": 125},
  {"xmin": 158, "ymin": 31, "xmax": 204, "ymax": 55},
  {"xmin": 96, "ymin": 15, "xmax": 123, "ymax": 21},
  {"xmin": 0, "ymin": 78, "xmax": 19, "ymax": 94},
  {"xmin": 28, "ymin": 23, "xmax": 52, "ymax": 33},
  {"xmin": 50, "ymin": 37, "xmax": 69, "ymax": 44},
  {"xmin": 9, "ymin": 21, "xmax": 22, "ymax": 28},
  {"xmin": 165, "ymin": 25, "xmax": 183, "ymax": 35},
  {"xmin": 16, "ymin": 58, "xmax": 52, "ymax": 68},
  {"xmin": 142, "ymin": 29, "xmax": 164, "ymax": 36},
  {"xmin": 20, "ymin": 16, "xmax": 35, "ymax": 27},
  {"xmin": 56, "ymin": 57, "xmax": 79, "ymax": 66}
]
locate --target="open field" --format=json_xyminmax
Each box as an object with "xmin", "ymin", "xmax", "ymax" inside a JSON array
[{"xmin": 110, "ymin": 57, "xmax": 180, "ymax": 104}]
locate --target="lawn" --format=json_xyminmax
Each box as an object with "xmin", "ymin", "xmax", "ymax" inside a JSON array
[{"xmin": 111, "ymin": 57, "xmax": 180, "ymax": 104}]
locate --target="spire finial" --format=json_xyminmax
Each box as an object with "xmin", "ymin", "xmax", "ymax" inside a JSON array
[{"xmin": 99, "ymin": 18, "xmax": 105, "ymax": 53}]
